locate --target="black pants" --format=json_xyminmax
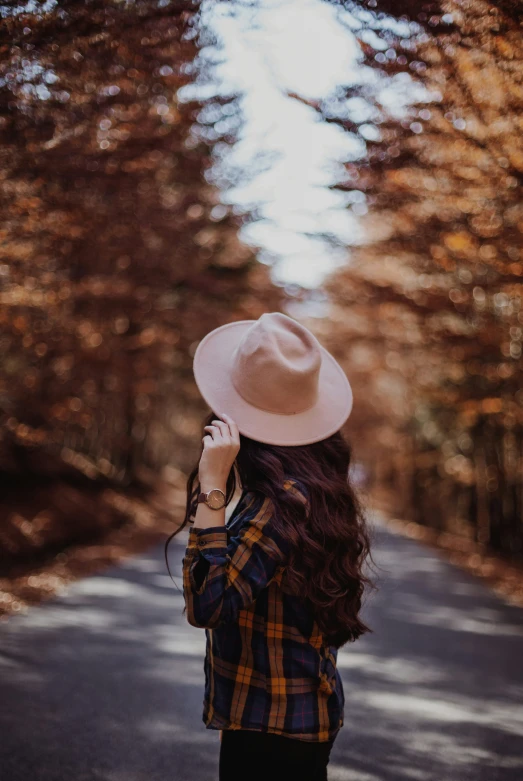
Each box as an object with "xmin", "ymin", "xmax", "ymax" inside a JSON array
[{"xmin": 218, "ymin": 729, "xmax": 335, "ymax": 781}]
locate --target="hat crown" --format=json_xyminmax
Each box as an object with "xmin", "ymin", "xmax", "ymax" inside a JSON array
[{"xmin": 230, "ymin": 312, "xmax": 322, "ymax": 415}]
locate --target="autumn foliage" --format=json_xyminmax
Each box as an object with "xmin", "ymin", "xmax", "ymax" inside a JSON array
[
  {"xmin": 0, "ymin": 0, "xmax": 281, "ymax": 567},
  {"xmin": 321, "ymin": 0, "xmax": 523, "ymax": 560},
  {"xmin": 1, "ymin": 0, "xmax": 522, "ymax": 583}
]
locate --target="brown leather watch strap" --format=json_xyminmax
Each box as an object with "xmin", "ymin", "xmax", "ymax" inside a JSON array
[{"xmin": 197, "ymin": 488, "xmax": 226, "ymax": 509}]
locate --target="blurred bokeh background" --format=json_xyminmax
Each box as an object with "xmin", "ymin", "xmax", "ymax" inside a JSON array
[{"xmin": 1, "ymin": 0, "xmax": 523, "ymax": 612}]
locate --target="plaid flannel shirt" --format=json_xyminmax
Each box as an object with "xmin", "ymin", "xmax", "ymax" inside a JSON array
[{"xmin": 182, "ymin": 478, "xmax": 345, "ymax": 743}]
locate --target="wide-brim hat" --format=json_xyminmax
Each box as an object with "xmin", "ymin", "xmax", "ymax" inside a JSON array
[{"xmin": 192, "ymin": 312, "xmax": 353, "ymax": 447}]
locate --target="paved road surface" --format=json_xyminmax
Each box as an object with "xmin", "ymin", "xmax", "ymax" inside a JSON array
[{"xmin": 1, "ymin": 514, "xmax": 523, "ymax": 781}]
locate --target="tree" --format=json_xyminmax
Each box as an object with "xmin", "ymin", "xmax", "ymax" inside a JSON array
[
  {"xmin": 0, "ymin": 0, "xmax": 281, "ymax": 561},
  {"xmin": 319, "ymin": 0, "xmax": 523, "ymax": 558}
]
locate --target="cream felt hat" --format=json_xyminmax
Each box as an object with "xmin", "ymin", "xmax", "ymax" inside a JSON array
[{"xmin": 192, "ymin": 312, "xmax": 353, "ymax": 446}]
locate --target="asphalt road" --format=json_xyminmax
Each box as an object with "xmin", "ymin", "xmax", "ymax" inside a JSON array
[{"xmin": 1, "ymin": 514, "xmax": 523, "ymax": 781}]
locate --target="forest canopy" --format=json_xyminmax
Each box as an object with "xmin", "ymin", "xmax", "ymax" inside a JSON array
[{"xmin": 1, "ymin": 0, "xmax": 522, "ymax": 588}]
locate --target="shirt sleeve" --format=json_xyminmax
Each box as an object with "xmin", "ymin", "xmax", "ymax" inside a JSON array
[{"xmin": 182, "ymin": 487, "xmax": 293, "ymax": 629}]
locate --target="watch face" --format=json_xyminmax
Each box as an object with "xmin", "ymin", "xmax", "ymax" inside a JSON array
[{"xmin": 207, "ymin": 489, "xmax": 226, "ymax": 510}]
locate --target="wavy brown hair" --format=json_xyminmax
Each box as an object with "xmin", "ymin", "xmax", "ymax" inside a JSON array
[{"xmin": 165, "ymin": 411, "xmax": 378, "ymax": 649}]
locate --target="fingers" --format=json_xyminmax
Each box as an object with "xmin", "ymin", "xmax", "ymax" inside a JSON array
[
  {"xmin": 202, "ymin": 420, "xmax": 229, "ymax": 448},
  {"xmin": 204, "ymin": 417, "xmax": 234, "ymax": 438},
  {"xmin": 211, "ymin": 419, "xmax": 230, "ymax": 438},
  {"xmin": 220, "ymin": 412, "xmax": 240, "ymax": 445},
  {"xmin": 202, "ymin": 434, "xmax": 212, "ymax": 449},
  {"xmin": 199, "ymin": 413, "xmax": 240, "ymax": 486},
  {"xmin": 202, "ymin": 428, "xmax": 219, "ymax": 448},
  {"xmin": 202, "ymin": 414, "xmax": 240, "ymax": 449},
  {"xmin": 203, "ymin": 421, "xmax": 226, "ymax": 441}
]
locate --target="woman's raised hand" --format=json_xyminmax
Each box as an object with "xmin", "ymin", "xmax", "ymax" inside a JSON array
[{"xmin": 199, "ymin": 412, "xmax": 240, "ymax": 491}]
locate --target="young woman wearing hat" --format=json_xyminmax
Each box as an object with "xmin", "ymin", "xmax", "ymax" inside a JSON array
[{"xmin": 165, "ymin": 312, "xmax": 375, "ymax": 781}]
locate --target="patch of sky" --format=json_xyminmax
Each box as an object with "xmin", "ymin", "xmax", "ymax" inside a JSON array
[
  {"xmin": 181, "ymin": 0, "xmax": 438, "ymax": 291},
  {"xmin": 182, "ymin": 0, "xmax": 372, "ymax": 289},
  {"xmin": 0, "ymin": 0, "xmax": 57, "ymax": 18}
]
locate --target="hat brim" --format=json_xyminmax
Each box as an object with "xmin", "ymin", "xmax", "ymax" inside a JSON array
[{"xmin": 193, "ymin": 320, "xmax": 353, "ymax": 447}]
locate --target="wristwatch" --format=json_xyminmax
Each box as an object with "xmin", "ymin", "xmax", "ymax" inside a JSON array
[{"xmin": 197, "ymin": 488, "xmax": 226, "ymax": 510}]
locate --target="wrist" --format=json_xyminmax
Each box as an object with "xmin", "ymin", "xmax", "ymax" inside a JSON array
[{"xmin": 199, "ymin": 478, "xmax": 227, "ymax": 494}]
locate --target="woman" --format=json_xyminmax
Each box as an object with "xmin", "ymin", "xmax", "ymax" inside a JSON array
[{"xmin": 165, "ymin": 312, "xmax": 376, "ymax": 781}]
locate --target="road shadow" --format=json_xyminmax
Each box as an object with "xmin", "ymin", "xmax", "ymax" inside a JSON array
[
  {"xmin": 1, "ymin": 519, "xmax": 523, "ymax": 781},
  {"xmin": 330, "ymin": 521, "xmax": 523, "ymax": 781},
  {"xmin": 0, "ymin": 532, "xmax": 216, "ymax": 781}
]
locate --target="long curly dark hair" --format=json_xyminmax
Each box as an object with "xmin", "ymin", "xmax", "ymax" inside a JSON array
[{"xmin": 165, "ymin": 410, "xmax": 378, "ymax": 649}]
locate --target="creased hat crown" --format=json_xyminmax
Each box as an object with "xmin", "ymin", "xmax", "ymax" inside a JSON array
[{"xmin": 230, "ymin": 312, "xmax": 322, "ymax": 415}]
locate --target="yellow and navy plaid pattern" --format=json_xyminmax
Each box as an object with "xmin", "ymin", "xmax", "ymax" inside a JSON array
[{"xmin": 182, "ymin": 478, "xmax": 345, "ymax": 743}]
